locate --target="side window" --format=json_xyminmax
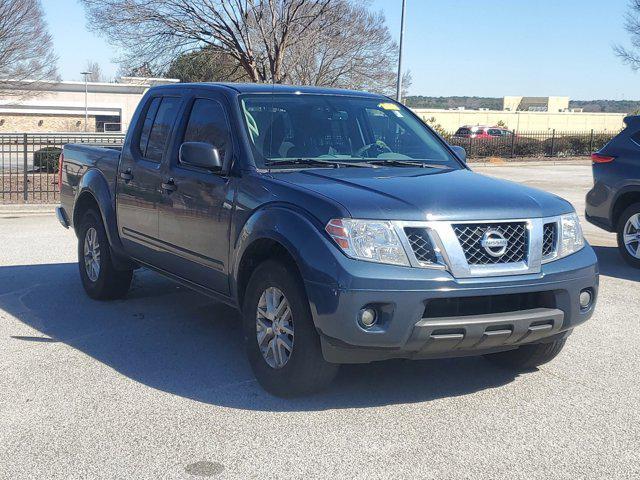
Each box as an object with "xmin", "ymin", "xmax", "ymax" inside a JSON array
[
  {"xmin": 183, "ymin": 99, "xmax": 231, "ymax": 161},
  {"xmin": 145, "ymin": 97, "xmax": 181, "ymax": 162},
  {"xmin": 138, "ymin": 97, "xmax": 161, "ymax": 156}
]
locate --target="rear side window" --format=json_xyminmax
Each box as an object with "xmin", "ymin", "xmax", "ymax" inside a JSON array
[
  {"xmin": 144, "ymin": 97, "xmax": 181, "ymax": 162},
  {"xmin": 456, "ymin": 128, "xmax": 471, "ymax": 135},
  {"xmin": 138, "ymin": 97, "xmax": 161, "ymax": 156},
  {"xmin": 183, "ymin": 99, "xmax": 231, "ymax": 160}
]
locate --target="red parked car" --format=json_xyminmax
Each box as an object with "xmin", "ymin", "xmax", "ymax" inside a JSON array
[{"xmin": 453, "ymin": 125, "xmax": 514, "ymax": 139}]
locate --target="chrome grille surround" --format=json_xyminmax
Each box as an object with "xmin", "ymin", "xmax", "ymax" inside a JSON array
[{"xmin": 392, "ymin": 216, "xmax": 563, "ymax": 278}]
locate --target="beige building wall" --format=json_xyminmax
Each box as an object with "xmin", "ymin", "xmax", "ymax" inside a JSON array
[
  {"xmin": 412, "ymin": 108, "xmax": 626, "ymax": 133},
  {"xmin": 0, "ymin": 77, "xmax": 178, "ymax": 133},
  {"xmin": 502, "ymin": 96, "xmax": 570, "ymax": 112},
  {"xmin": 0, "ymin": 113, "xmax": 97, "ymax": 133}
]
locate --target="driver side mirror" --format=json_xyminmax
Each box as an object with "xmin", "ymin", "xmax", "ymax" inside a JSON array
[
  {"xmin": 450, "ymin": 145, "xmax": 467, "ymax": 163},
  {"xmin": 179, "ymin": 142, "xmax": 223, "ymax": 171}
]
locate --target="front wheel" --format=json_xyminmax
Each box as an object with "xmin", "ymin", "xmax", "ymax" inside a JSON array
[
  {"xmin": 483, "ymin": 339, "xmax": 567, "ymax": 370},
  {"xmin": 242, "ymin": 260, "xmax": 339, "ymax": 397},
  {"xmin": 77, "ymin": 209, "xmax": 132, "ymax": 300},
  {"xmin": 617, "ymin": 203, "xmax": 640, "ymax": 268}
]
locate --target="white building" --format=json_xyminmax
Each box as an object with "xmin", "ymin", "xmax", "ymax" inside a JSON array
[{"xmin": 0, "ymin": 77, "xmax": 179, "ymax": 133}]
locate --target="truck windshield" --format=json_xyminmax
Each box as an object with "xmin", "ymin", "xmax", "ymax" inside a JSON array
[{"xmin": 240, "ymin": 94, "xmax": 461, "ymax": 169}]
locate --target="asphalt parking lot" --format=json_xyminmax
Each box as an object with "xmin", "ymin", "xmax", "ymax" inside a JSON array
[{"xmin": 1, "ymin": 164, "xmax": 638, "ymax": 479}]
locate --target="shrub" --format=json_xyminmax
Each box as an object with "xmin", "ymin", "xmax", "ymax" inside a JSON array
[{"xmin": 33, "ymin": 146, "xmax": 62, "ymax": 172}]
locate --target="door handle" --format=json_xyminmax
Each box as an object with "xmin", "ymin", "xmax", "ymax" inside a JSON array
[
  {"xmin": 161, "ymin": 178, "xmax": 177, "ymax": 193},
  {"xmin": 119, "ymin": 169, "xmax": 133, "ymax": 182}
]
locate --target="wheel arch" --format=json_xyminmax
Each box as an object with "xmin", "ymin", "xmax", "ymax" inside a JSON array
[
  {"xmin": 231, "ymin": 205, "xmax": 340, "ymax": 309},
  {"xmin": 612, "ymin": 188, "xmax": 640, "ymax": 229},
  {"xmin": 73, "ymin": 169, "xmax": 132, "ymax": 269}
]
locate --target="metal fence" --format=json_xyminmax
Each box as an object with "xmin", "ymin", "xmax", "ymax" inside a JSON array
[
  {"xmin": 0, "ymin": 129, "xmax": 620, "ymax": 204},
  {"xmin": 445, "ymin": 129, "xmax": 617, "ymax": 159},
  {"xmin": 0, "ymin": 133, "xmax": 125, "ymax": 204}
]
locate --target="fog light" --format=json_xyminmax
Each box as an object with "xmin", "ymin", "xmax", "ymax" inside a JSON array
[
  {"xmin": 358, "ymin": 307, "xmax": 377, "ymax": 328},
  {"xmin": 579, "ymin": 289, "xmax": 593, "ymax": 309}
]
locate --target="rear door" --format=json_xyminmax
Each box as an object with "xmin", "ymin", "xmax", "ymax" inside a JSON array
[
  {"xmin": 116, "ymin": 94, "xmax": 182, "ymax": 263},
  {"xmin": 156, "ymin": 92, "xmax": 235, "ymax": 294}
]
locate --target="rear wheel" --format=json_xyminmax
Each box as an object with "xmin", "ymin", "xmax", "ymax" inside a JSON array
[
  {"xmin": 242, "ymin": 260, "xmax": 339, "ymax": 397},
  {"xmin": 77, "ymin": 209, "xmax": 132, "ymax": 300},
  {"xmin": 483, "ymin": 339, "xmax": 567, "ymax": 370},
  {"xmin": 617, "ymin": 203, "xmax": 640, "ymax": 268}
]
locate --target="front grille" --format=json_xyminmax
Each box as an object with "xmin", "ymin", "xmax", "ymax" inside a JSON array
[
  {"xmin": 452, "ymin": 222, "xmax": 528, "ymax": 265},
  {"xmin": 543, "ymin": 222, "xmax": 557, "ymax": 257},
  {"xmin": 404, "ymin": 227, "xmax": 437, "ymax": 263},
  {"xmin": 424, "ymin": 291, "xmax": 556, "ymax": 318}
]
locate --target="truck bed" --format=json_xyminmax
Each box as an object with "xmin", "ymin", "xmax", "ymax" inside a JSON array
[{"xmin": 60, "ymin": 143, "xmax": 122, "ymax": 225}]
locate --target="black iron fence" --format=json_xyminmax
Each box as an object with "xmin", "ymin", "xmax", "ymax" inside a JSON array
[
  {"xmin": 0, "ymin": 129, "xmax": 620, "ymax": 204},
  {"xmin": 444, "ymin": 129, "xmax": 616, "ymax": 159},
  {"xmin": 0, "ymin": 133, "xmax": 125, "ymax": 204}
]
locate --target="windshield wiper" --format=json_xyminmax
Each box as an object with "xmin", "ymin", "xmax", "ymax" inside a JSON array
[
  {"xmin": 265, "ymin": 158, "xmax": 373, "ymax": 169},
  {"xmin": 364, "ymin": 159, "xmax": 450, "ymax": 169}
]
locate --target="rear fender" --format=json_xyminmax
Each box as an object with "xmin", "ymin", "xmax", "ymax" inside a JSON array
[{"xmin": 75, "ymin": 168, "xmax": 129, "ymax": 262}]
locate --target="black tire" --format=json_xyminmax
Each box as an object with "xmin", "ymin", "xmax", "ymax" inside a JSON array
[
  {"xmin": 242, "ymin": 260, "xmax": 339, "ymax": 397},
  {"xmin": 77, "ymin": 209, "xmax": 133, "ymax": 300},
  {"xmin": 483, "ymin": 339, "xmax": 567, "ymax": 370},
  {"xmin": 616, "ymin": 203, "xmax": 640, "ymax": 268}
]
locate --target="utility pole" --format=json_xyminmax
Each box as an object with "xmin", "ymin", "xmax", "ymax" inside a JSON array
[
  {"xmin": 396, "ymin": 0, "xmax": 407, "ymax": 102},
  {"xmin": 81, "ymin": 71, "xmax": 93, "ymax": 132}
]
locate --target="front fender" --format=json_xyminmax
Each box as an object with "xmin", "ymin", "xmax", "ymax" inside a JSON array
[{"xmin": 230, "ymin": 204, "xmax": 341, "ymax": 301}]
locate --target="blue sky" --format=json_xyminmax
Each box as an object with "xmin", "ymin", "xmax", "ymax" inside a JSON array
[{"xmin": 43, "ymin": 0, "xmax": 639, "ymax": 100}]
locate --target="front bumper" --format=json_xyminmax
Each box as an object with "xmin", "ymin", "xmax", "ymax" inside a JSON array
[{"xmin": 306, "ymin": 245, "xmax": 598, "ymax": 363}]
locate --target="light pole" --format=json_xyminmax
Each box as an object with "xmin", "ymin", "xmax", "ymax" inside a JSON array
[
  {"xmin": 395, "ymin": 0, "xmax": 407, "ymax": 102},
  {"xmin": 80, "ymin": 71, "xmax": 93, "ymax": 132}
]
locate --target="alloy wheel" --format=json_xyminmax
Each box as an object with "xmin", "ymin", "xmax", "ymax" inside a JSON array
[
  {"xmin": 623, "ymin": 213, "xmax": 640, "ymax": 259},
  {"xmin": 83, "ymin": 227, "xmax": 101, "ymax": 282},
  {"xmin": 256, "ymin": 287, "xmax": 294, "ymax": 369}
]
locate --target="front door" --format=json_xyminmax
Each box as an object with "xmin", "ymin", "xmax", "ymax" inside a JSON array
[
  {"xmin": 157, "ymin": 96, "xmax": 235, "ymax": 294},
  {"xmin": 116, "ymin": 95, "xmax": 182, "ymax": 264}
]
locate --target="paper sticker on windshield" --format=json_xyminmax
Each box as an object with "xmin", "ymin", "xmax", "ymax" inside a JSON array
[{"xmin": 378, "ymin": 102, "xmax": 400, "ymax": 111}]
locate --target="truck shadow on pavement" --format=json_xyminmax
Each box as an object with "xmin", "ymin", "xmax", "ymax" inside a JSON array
[
  {"xmin": 591, "ymin": 245, "xmax": 640, "ymax": 282},
  {"xmin": 1, "ymin": 263, "xmax": 522, "ymax": 411}
]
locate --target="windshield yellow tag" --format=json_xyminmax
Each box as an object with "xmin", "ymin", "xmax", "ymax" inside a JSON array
[{"xmin": 378, "ymin": 102, "xmax": 400, "ymax": 111}]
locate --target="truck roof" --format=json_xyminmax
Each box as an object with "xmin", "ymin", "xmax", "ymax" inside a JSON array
[{"xmin": 158, "ymin": 82, "xmax": 386, "ymax": 98}]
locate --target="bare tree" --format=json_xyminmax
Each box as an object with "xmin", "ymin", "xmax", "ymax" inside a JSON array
[
  {"xmin": 84, "ymin": 60, "xmax": 104, "ymax": 82},
  {"xmin": 616, "ymin": 0, "xmax": 640, "ymax": 70},
  {"xmin": 80, "ymin": 0, "xmax": 334, "ymax": 83},
  {"xmin": 80, "ymin": 0, "xmax": 400, "ymax": 93},
  {"xmin": 286, "ymin": 0, "xmax": 399, "ymax": 94},
  {"xmin": 0, "ymin": 0, "xmax": 58, "ymax": 97}
]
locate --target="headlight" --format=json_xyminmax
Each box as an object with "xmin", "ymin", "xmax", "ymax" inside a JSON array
[
  {"xmin": 325, "ymin": 219, "xmax": 410, "ymax": 266},
  {"xmin": 558, "ymin": 212, "xmax": 585, "ymax": 258}
]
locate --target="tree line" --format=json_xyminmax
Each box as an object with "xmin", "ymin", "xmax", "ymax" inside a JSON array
[{"xmin": 405, "ymin": 96, "xmax": 640, "ymax": 114}]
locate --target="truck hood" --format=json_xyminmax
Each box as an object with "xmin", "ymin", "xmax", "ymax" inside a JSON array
[{"xmin": 272, "ymin": 167, "xmax": 574, "ymax": 221}]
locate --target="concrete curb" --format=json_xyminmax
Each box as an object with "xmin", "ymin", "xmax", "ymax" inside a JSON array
[{"xmin": 0, "ymin": 203, "xmax": 56, "ymax": 218}]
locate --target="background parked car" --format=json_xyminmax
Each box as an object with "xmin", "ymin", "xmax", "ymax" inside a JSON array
[
  {"xmin": 453, "ymin": 125, "xmax": 514, "ymax": 139},
  {"xmin": 586, "ymin": 115, "xmax": 640, "ymax": 267}
]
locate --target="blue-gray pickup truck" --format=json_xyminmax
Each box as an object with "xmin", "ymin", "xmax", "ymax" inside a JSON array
[{"xmin": 57, "ymin": 83, "xmax": 598, "ymax": 396}]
